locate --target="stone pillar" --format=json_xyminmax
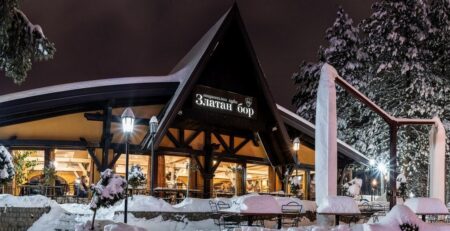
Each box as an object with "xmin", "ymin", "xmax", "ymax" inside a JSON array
[
  {"xmin": 429, "ymin": 117, "xmax": 446, "ymax": 202},
  {"xmin": 315, "ymin": 63, "xmax": 338, "ymax": 225}
]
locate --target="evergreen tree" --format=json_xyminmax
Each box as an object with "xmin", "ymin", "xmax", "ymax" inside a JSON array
[
  {"xmin": 0, "ymin": 145, "xmax": 15, "ymax": 185},
  {"xmin": 428, "ymin": 0, "xmax": 450, "ymax": 78},
  {"xmin": 292, "ymin": 7, "xmax": 366, "ymax": 122},
  {"xmin": 0, "ymin": 0, "xmax": 55, "ymax": 84},
  {"xmin": 358, "ymin": 0, "xmax": 448, "ymax": 196}
]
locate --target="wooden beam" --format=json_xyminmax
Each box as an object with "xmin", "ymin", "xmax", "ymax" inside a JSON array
[
  {"xmin": 234, "ymin": 138, "xmax": 250, "ymax": 154},
  {"xmin": 179, "ymin": 129, "xmax": 185, "ymax": 147},
  {"xmin": 192, "ymin": 154, "xmax": 205, "ymax": 177},
  {"xmin": 229, "ymin": 135, "xmax": 234, "ymax": 152},
  {"xmin": 213, "ymin": 132, "xmax": 231, "ymax": 154},
  {"xmin": 87, "ymin": 148, "xmax": 101, "ymax": 170},
  {"xmin": 108, "ymin": 152, "xmax": 122, "ymax": 169},
  {"xmin": 165, "ymin": 130, "xmax": 181, "ymax": 148},
  {"xmin": 184, "ymin": 130, "xmax": 202, "ymax": 146},
  {"xmin": 211, "ymin": 159, "xmax": 222, "ymax": 173},
  {"xmin": 84, "ymin": 113, "xmax": 150, "ymax": 126}
]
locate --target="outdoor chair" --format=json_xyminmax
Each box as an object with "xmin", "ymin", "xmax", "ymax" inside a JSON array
[
  {"xmin": 209, "ymin": 200, "xmax": 241, "ymax": 230},
  {"xmin": 371, "ymin": 204, "xmax": 387, "ymax": 223},
  {"xmin": 281, "ymin": 201, "xmax": 303, "ymax": 227}
]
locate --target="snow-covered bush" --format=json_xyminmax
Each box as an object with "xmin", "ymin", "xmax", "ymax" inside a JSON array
[
  {"xmin": 342, "ymin": 178, "xmax": 362, "ymax": 197},
  {"xmin": 89, "ymin": 169, "xmax": 127, "ymax": 229},
  {"xmin": 128, "ymin": 164, "xmax": 146, "ymax": 191},
  {"xmin": 289, "ymin": 176, "xmax": 301, "ymax": 198},
  {"xmin": 0, "ymin": 145, "xmax": 15, "ymax": 186}
]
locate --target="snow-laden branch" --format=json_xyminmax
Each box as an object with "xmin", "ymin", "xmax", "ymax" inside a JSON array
[{"xmin": 13, "ymin": 7, "xmax": 45, "ymax": 39}]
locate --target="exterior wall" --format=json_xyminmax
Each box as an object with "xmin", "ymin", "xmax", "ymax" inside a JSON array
[{"xmin": 0, "ymin": 207, "xmax": 51, "ymax": 231}]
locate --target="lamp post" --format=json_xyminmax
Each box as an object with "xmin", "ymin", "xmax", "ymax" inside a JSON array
[
  {"xmin": 371, "ymin": 179, "xmax": 377, "ymax": 201},
  {"xmin": 149, "ymin": 116, "xmax": 158, "ymax": 196},
  {"xmin": 121, "ymin": 107, "xmax": 135, "ymax": 224},
  {"xmin": 293, "ymin": 137, "xmax": 301, "ymax": 194},
  {"xmin": 369, "ymin": 159, "xmax": 375, "ymax": 201}
]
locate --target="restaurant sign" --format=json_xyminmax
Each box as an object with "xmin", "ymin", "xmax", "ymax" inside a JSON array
[{"xmin": 193, "ymin": 85, "xmax": 257, "ymax": 119}]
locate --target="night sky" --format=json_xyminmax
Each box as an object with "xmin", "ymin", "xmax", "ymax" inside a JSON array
[{"xmin": 0, "ymin": 0, "xmax": 375, "ymax": 111}]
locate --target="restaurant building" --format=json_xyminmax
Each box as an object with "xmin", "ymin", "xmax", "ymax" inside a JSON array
[{"xmin": 0, "ymin": 5, "xmax": 368, "ymax": 199}]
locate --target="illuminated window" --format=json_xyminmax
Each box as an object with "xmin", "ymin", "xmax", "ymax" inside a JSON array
[{"xmin": 246, "ymin": 164, "xmax": 269, "ymax": 193}]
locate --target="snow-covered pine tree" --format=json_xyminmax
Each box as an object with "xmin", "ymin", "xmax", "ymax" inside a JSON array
[
  {"xmin": 292, "ymin": 7, "xmax": 366, "ymax": 123},
  {"xmin": 428, "ymin": 0, "xmax": 450, "ymax": 78},
  {"xmin": 0, "ymin": 145, "xmax": 15, "ymax": 186},
  {"xmin": 356, "ymin": 0, "xmax": 447, "ymax": 196},
  {"xmin": 428, "ymin": 0, "xmax": 450, "ymax": 201},
  {"xmin": 89, "ymin": 169, "xmax": 127, "ymax": 230},
  {"xmin": 0, "ymin": 0, "xmax": 55, "ymax": 84}
]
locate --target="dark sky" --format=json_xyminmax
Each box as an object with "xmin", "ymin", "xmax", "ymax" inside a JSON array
[{"xmin": 0, "ymin": 0, "xmax": 375, "ymax": 111}]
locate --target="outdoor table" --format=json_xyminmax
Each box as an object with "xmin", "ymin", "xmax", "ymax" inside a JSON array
[
  {"xmin": 416, "ymin": 213, "xmax": 450, "ymax": 222},
  {"xmin": 155, "ymin": 187, "xmax": 202, "ymax": 202},
  {"xmin": 318, "ymin": 212, "xmax": 375, "ymax": 225},
  {"xmin": 219, "ymin": 210, "xmax": 303, "ymax": 229}
]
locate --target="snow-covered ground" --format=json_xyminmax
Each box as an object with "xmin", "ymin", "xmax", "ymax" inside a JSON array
[{"xmin": 2, "ymin": 194, "xmax": 450, "ymax": 231}]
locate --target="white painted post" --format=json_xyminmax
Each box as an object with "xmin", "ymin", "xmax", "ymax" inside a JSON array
[
  {"xmin": 315, "ymin": 63, "xmax": 338, "ymax": 225},
  {"xmin": 429, "ymin": 117, "xmax": 446, "ymax": 202}
]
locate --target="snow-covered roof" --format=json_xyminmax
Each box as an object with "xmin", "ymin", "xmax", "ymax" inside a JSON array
[
  {"xmin": 276, "ymin": 104, "xmax": 370, "ymax": 165},
  {"xmin": 0, "ymin": 75, "xmax": 180, "ymax": 104}
]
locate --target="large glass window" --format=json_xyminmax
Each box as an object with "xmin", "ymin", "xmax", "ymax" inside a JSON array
[
  {"xmin": 115, "ymin": 154, "xmax": 149, "ymax": 179},
  {"xmin": 246, "ymin": 164, "xmax": 269, "ymax": 193},
  {"xmin": 164, "ymin": 156, "xmax": 190, "ymax": 189},
  {"xmin": 213, "ymin": 162, "xmax": 240, "ymax": 197}
]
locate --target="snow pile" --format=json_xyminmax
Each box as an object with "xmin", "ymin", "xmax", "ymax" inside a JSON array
[
  {"xmin": 345, "ymin": 178, "xmax": 363, "ymax": 197},
  {"xmin": 173, "ymin": 197, "xmax": 214, "ymax": 212},
  {"xmin": 317, "ymin": 196, "xmax": 360, "ymax": 213},
  {"xmin": 235, "ymin": 224, "xmax": 354, "ymax": 231},
  {"xmin": 274, "ymin": 197, "xmax": 317, "ymax": 212},
  {"xmin": 104, "ymin": 222, "xmax": 146, "ymax": 231},
  {"xmin": 28, "ymin": 205, "xmax": 67, "ymax": 231},
  {"xmin": 226, "ymin": 194, "xmax": 281, "ymax": 214},
  {"xmin": 364, "ymin": 205, "xmax": 450, "ymax": 231},
  {"xmin": 404, "ymin": 197, "xmax": 448, "ymax": 214},
  {"xmin": 0, "ymin": 145, "xmax": 14, "ymax": 184},
  {"xmin": 0, "ymin": 194, "xmax": 57, "ymax": 207},
  {"xmin": 115, "ymin": 195, "xmax": 175, "ymax": 212}
]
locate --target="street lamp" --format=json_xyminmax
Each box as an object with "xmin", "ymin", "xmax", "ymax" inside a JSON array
[
  {"xmin": 149, "ymin": 116, "xmax": 158, "ymax": 196},
  {"xmin": 121, "ymin": 107, "xmax": 135, "ymax": 224},
  {"xmin": 293, "ymin": 137, "xmax": 300, "ymax": 152},
  {"xmin": 371, "ymin": 179, "xmax": 378, "ymax": 201}
]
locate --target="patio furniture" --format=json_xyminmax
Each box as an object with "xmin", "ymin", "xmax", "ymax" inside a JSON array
[
  {"xmin": 280, "ymin": 201, "xmax": 303, "ymax": 227},
  {"xmin": 209, "ymin": 200, "xmax": 241, "ymax": 230}
]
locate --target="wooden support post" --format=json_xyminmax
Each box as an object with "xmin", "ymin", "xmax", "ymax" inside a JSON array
[
  {"xmin": 203, "ymin": 131, "xmax": 213, "ymax": 198},
  {"xmin": 241, "ymin": 162, "xmax": 247, "ymax": 195},
  {"xmin": 101, "ymin": 104, "xmax": 113, "ymax": 171},
  {"xmin": 389, "ymin": 124, "xmax": 398, "ymax": 210},
  {"xmin": 44, "ymin": 148, "xmax": 51, "ymax": 168}
]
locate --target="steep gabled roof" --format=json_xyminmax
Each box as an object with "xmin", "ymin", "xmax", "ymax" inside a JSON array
[{"xmin": 142, "ymin": 4, "xmax": 295, "ymax": 166}]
